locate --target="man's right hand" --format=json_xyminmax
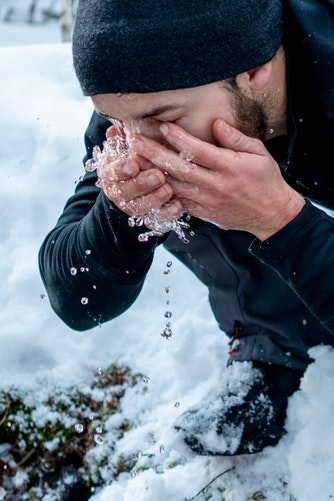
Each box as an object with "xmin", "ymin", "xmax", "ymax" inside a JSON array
[{"xmin": 96, "ymin": 125, "xmax": 183, "ymax": 221}]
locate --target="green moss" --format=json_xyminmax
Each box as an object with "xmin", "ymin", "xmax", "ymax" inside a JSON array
[{"xmin": 0, "ymin": 364, "xmax": 142, "ymax": 500}]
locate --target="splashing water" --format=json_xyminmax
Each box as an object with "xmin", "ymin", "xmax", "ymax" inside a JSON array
[
  {"xmin": 84, "ymin": 121, "xmax": 128, "ymax": 172},
  {"xmin": 84, "ymin": 123, "xmax": 191, "ymax": 243},
  {"xmin": 135, "ymin": 210, "xmax": 190, "ymax": 243}
]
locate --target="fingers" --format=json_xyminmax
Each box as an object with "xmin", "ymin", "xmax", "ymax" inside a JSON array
[
  {"xmin": 120, "ymin": 185, "xmax": 182, "ymax": 219},
  {"xmin": 132, "ymin": 125, "xmax": 242, "ymax": 178},
  {"xmin": 212, "ymin": 119, "xmax": 266, "ymax": 155},
  {"xmin": 133, "ymin": 136, "xmax": 198, "ymax": 178},
  {"xmin": 97, "ymin": 157, "xmax": 180, "ymax": 216},
  {"xmin": 97, "ymin": 157, "xmax": 139, "ymax": 182},
  {"xmin": 132, "ymin": 135, "xmax": 216, "ymax": 185}
]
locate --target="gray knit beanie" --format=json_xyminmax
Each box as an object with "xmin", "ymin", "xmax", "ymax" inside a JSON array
[{"xmin": 72, "ymin": 0, "xmax": 283, "ymax": 96}]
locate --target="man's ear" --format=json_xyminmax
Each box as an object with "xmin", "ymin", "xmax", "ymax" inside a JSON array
[{"xmin": 236, "ymin": 61, "xmax": 273, "ymax": 93}]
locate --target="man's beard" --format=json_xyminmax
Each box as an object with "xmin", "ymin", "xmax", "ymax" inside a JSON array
[{"xmin": 221, "ymin": 79, "xmax": 268, "ymax": 141}]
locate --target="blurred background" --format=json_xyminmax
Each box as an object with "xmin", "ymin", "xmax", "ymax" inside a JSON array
[{"xmin": 0, "ymin": 0, "xmax": 78, "ymax": 44}]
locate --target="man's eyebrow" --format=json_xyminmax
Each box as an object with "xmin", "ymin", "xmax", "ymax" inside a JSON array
[
  {"xmin": 96, "ymin": 110, "xmax": 115, "ymax": 121},
  {"xmin": 96, "ymin": 104, "xmax": 179, "ymax": 122},
  {"xmin": 136, "ymin": 104, "xmax": 178, "ymax": 120}
]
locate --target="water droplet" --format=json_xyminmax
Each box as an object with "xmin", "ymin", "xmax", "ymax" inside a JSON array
[
  {"xmin": 142, "ymin": 375, "xmax": 151, "ymax": 383},
  {"xmin": 166, "ymin": 261, "xmax": 173, "ymax": 268},
  {"xmin": 133, "ymin": 449, "xmax": 143, "ymax": 458},
  {"xmin": 85, "ymin": 157, "xmax": 98, "ymax": 172},
  {"xmin": 164, "ymin": 311, "xmax": 172, "ymax": 318},
  {"xmin": 138, "ymin": 233, "xmax": 149, "ymax": 242},
  {"xmin": 81, "ymin": 297, "xmax": 89, "ymax": 305},
  {"xmin": 85, "ymin": 249, "xmax": 92, "ymax": 255},
  {"xmin": 159, "ymin": 444, "xmax": 165, "ymax": 454},
  {"xmin": 94, "ymin": 367, "xmax": 103, "ymax": 380},
  {"xmin": 70, "ymin": 267, "xmax": 77, "ymax": 275},
  {"xmin": 165, "ymin": 286, "xmax": 171, "ymax": 293},
  {"xmin": 174, "ymin": 401, "xmax": 180, "ymax": 408},
  {"xmin": 161, "ymin": 326, "xmax": 173, "ymax": 339},
  {"xmin": 74, "ymin": 423, "xmax": 85, "ymax": 433},
  {"xmin": 95, "ymin": 425, "xmax": 103, "ymax": 434},
  {"xmin": 179, "ymin": 150, "xmax": 193, "ymax": 162},
  {"xmin": 40, "ymin": 293, "xmax": 46, "ymax": 299},
  {"xmin": 268, "ymin": 128, "xmax": 274, "ymax": 134},
  {"xmin": 128, "ymin": 216, "xmax": 136, "ymax": 228},
  {"xmin": 94, "ymin": 434, "xmax": 104, "ymax": 445}
]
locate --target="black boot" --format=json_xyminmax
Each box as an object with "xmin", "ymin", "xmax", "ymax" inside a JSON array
[{"xmin": 174, "ymin": 361, "xmax": 303, "ymax": 456}]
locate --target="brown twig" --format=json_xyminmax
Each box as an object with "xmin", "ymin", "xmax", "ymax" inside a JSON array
[
  {"xmin": 0, "ymin": 406, "xmax": 10, "ymax": 427},
  {"xmin": 16, "ymin": 448, "xmax": 36, "ymax": 468},
  {"xmin": 185, "ymin": 466, "xmax": 235, "ymax": 501}
]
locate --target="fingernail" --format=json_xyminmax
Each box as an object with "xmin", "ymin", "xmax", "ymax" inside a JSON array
[
  {"xmin": 133, "ymin": 137, "xmax": 144, "ymax": 150},
  {"xmin": 160, "ymin": 124, "xmax": 169, "ymax": 136},
  {"xmin": 147, "ymin": 173, "xmax": 162, "ymax": 186},
  {"xmin": 220, "ymin": 120, "xmax": 230, "ymax": 134},
  {"xmin": 155, "ymin": 186, "xmax": 170, "ymax": 198},
  {"xmin": 166, "ymin": 202, "xmax": 180, "ymax": 215},
  {"xmin": 120, "ymin": 160, "xmax": 135, "ymax": 176}
]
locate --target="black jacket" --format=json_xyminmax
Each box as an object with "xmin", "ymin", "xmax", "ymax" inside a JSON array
[{"xmin": 39, "ymin": 0, "xmax": 334, "ymax": 356}]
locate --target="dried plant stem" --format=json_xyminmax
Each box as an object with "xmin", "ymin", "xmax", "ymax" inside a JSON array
[{"xmin": 186, "ymin": 466, "xmax": 235, "ymax": 501}]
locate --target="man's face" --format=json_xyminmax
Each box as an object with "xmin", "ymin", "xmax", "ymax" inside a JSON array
[{"xmin": 91, "ymin": 80, "xmax": 267, "ymax": 147}]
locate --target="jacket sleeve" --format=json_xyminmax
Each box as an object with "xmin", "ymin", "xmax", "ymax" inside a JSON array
[
  {"xmin": 39, "ymin": 112, "xmax": 161, "ymax": 331},
  {"xmin": 250, "ymin": 200, "xmax": 334, "ymax": 335}
]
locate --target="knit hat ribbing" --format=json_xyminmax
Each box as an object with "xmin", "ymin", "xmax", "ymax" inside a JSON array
[{"xmin": 72, "ymin": 0, "xmax": 283, "ymax": 96}]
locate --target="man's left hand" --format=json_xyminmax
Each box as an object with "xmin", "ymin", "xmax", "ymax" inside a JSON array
[{"xmin": 132, "ymin": 119, "xmax": 305, "ymax": 240}]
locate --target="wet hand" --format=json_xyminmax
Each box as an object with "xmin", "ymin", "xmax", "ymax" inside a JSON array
[
  {"xmin": 96, "ymin": 125, "xmax": 183, "ymax": 221},
  {"xmin": 132, "ymin": 120, "xmax": 305, "ymax": 240}
]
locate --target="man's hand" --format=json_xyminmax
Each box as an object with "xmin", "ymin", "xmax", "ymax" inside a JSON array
[
  {"xmin": 132, "ymin": 120, "xmax": 305, "ymax": 240},
  {"xmin": 96, "ymin": 125, "xmax": 183, "ymax": 221}
]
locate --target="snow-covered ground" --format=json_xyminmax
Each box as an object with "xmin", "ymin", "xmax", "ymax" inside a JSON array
[{"xmin": 1, "ymin": 15, "xmax": 334, "ymax": 501}]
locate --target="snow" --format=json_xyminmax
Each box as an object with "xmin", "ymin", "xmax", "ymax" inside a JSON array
[{"xmin": 1, "ymin": 19, "xmax": 334, "ymax": 501}]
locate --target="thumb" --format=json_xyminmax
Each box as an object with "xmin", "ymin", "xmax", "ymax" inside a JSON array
[{"xmin": 212, "ymin": 119, "xmax": 265, "ymax": 155}]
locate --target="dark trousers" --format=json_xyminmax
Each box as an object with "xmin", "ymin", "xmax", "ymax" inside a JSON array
[{"xmin": 165, "ymin": 220, "xmax": 334, "ymax": 372}]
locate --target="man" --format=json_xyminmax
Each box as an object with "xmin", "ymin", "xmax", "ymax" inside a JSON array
[{"xmin": 39, "ymin": 0, "xmax": 334, "ymax": 455}]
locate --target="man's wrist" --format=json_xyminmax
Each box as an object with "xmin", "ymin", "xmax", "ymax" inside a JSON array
[{"xmin": 255, "ymin": 194, "xmax": 306, "ymax": 241}]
